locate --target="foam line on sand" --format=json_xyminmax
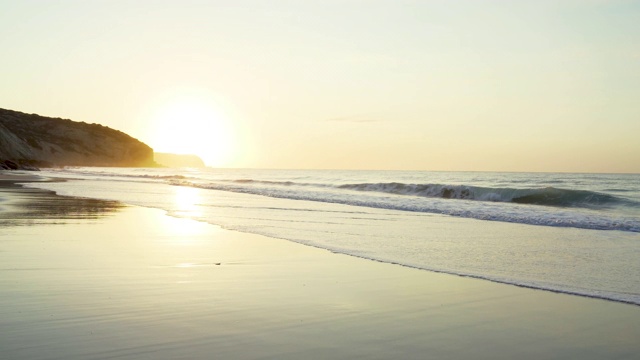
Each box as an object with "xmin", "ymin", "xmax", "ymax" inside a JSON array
[{"xmin": 0, "ymin": 183, "xmax": 639, "ymax": 359}]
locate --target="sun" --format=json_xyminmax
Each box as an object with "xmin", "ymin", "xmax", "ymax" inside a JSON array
[{"xmin": 148, "ymin": 98, "xmax": 237, "ymax": 167}]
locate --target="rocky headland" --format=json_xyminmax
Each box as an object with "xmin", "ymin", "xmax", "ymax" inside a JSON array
[{"xmin": 1, "ymin": 108, "xmax": 158, "ymax": 170}]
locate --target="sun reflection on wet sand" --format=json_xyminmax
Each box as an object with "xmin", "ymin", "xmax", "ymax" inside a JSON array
[
  {"xmin": 154, "ymin": 185, "xmax": 212, "ymax": 240},
  {"xmin": 2, "ymin": 186, "xmax": 640, "ymax": 359},
  {"xmin": 173, "ymin": 186, "xmax": 203, "ymax": 217}
]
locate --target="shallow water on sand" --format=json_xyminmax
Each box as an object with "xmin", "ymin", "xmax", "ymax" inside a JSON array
[
  {"xmin": 22, "ymin": 168, "xmax": 640, "ymax": 305},
  {"xmin": 1, "ymin": 201, "xmax": 639, "ymax": 360}
]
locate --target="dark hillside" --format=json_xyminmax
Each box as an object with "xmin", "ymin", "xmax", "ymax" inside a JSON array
[{"xmin": 0, "ymin": 108, "xmax": 157, "ymax": 169}]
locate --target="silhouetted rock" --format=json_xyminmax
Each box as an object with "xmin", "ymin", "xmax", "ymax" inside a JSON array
[
  {"xmin": 3, "ymin": 160, "xmax": 19, "ymax": 170},
  {"xmin": 154, "ymin": 152, "xmax": 205, "ymax": 168},
  {"xmin": 0, "ymin": 108, "xmax": 158, "ymax": 169}
]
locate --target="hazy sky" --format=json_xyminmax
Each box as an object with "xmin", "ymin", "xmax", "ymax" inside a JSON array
[{"xmin": 1, "ymin": 0, "xmax": 639, "ymax": 172}]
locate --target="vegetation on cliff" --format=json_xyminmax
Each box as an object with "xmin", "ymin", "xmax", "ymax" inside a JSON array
[{"xmin": 0, "ymin": 108, "xmax": 158, "ymax": 169}]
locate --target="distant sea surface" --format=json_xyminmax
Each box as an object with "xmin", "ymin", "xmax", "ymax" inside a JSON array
[{"xmin": 23, "ymin": 168, "xmax": 640, "ymax": 305}]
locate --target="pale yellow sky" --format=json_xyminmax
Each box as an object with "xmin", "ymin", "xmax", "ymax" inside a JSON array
[{"xmin": 1, "ymin": 0, "xmax": 638, "ymax": 172}]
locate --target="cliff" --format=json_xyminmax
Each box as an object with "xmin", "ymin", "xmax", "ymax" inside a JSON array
[
  {"xmin": 154, "ymin": 152, "xmax": 205, "ymax": 168},
  {"xmin": 0, "ymin": 108, "xmax": 157, "ymax": 169}
]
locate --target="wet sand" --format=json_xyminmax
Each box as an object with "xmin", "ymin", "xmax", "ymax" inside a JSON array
[{"xmin": 1, "ymin": 175, "xmax": 639, "ymax": 359}]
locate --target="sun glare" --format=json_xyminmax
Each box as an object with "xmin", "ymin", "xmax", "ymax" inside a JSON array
[
  {"xmin": 160, "ymin": 186, "xmax": 208, "ymax": 239},
  {"xmin": 174, "ymin": 186, "xmax": 201, "ymax": 216},
  {"xmin": 149, "ymin": 98, "xmax": 237, "ymax": 167}
]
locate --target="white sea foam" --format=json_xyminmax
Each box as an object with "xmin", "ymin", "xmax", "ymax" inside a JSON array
[{"xmin": 22, "ymin": 168, "xmax": 640, "ymax": 305}]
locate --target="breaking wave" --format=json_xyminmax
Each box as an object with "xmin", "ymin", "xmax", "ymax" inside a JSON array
[
  {"xmin": 192, "ymin": 178, "xmax": 634, "ymax": 209},
  {"xmin": 167, "ymin": 179, "xmax": 640, "ymax": 233},
  {"xmin": 46, "ymin": 168, "xmax": 638, "ymax": 232},
  {"xmin": 338, "ymin": 183, "xmax": 629, "ymax": 209}
]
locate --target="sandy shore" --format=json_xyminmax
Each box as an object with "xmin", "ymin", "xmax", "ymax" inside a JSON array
[
  {"xmin": 1, "ymin": 176, "xmax": 639, "ymax": 359},
  {"xmin": 0, "ymin": 172, "xmax": 43, "ymax": 182}
]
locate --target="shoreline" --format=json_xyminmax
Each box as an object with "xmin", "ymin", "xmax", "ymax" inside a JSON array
[
  {"xmin": 5, "ymin": 171, "xmax": 637, "ymax": 306},
  {"xmin": 0, "ymin": 172, "xmax": 123, "ymax": 225},
  {"xmin": 1, "ymin": 174, "xmax": 639, "ymax": 358}
]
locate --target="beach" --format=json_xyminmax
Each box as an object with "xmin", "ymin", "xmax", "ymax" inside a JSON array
[
  {"xmin": 3, "ymin": 1, "xmax": 639, "ymax": 357},
  {"xmin": 1, "ymin": 173, "xmax": 639, "ymax": 359}
]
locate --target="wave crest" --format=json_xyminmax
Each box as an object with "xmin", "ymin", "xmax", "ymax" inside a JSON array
[{"xmin": 339, "ymin": 183, "xmax": 627, "ymax": 209}]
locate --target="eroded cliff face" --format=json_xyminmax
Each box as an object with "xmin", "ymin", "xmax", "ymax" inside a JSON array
[{"xmin": 0, "ymin": 108, "xmax": 157, "ymax": 168}]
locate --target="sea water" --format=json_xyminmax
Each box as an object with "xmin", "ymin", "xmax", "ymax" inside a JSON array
[{"xmin": 21, "ymin": 168, "xmax": 640, "ymax": 305}]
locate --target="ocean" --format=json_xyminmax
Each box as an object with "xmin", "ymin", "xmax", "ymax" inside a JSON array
[{"xmin": 21, "ymin": 168, "xmax": 640, "ymax": 305}]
